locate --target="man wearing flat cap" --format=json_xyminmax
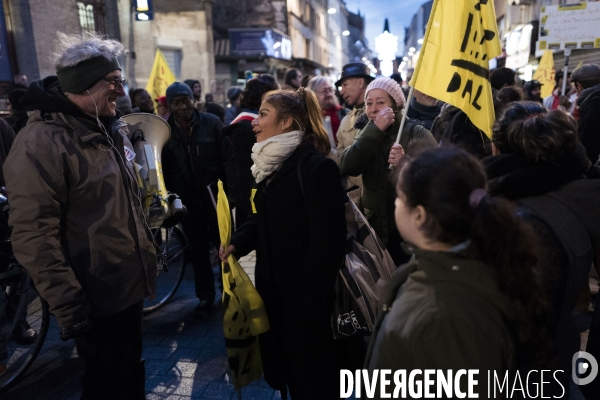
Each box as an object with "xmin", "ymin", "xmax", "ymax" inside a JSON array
[
  {"xmin": 335, "ymin": 62, "xmax": 374, "ymax": 189},
  {"xmin": 571, "ymin": 64, "xmax": 600, "ymax": 164},
  {"xmin": 4, "ymin": 33, "xmax": 156, "ymax": 398}
]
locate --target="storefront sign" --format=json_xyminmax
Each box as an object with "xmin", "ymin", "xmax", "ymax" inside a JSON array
[{"xmin": 229, "ymin": 29, "xmax": 292, "ymax": 60}]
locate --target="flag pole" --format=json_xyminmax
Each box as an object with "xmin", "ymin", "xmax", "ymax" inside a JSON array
[{"xmin": 389, "ymin": 86, "xmax": 414, "ymax": 169}]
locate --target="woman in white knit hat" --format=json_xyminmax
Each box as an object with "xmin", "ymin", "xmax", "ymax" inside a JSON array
[{"xmin": 339, "ymin": 77, "xmax": 437, "ymax": 264}]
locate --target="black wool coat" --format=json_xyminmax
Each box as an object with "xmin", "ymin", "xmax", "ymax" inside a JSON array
[
  {"xmin": 231, "ymin": 143, "xmax": 346, "ymax": 398},
  {"xmin": 163, "ymin": 109, "xmax": 233, "ymax": 211},
  {"xmin": 221, "ymin": 119, "xmax": 255, "ymax": 227}
]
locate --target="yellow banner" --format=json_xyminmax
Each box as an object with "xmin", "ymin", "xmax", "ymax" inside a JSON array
[
  {"xmin": 533, "ymin": 50, "xmax": 555, "ymax": 99},
  {"xmin": 217, "ymin": 181, "xmax": 270, "ymax": 389},
  {"xmin": 145, "ymin": 50, "xmax": 177, "ymax": 111},
  {"xmin": 409, "ymin": 0, "xmax": 501, "ymax": 138}
]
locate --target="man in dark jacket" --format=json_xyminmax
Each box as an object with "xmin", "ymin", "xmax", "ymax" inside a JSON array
[
  {"xmin": 221, "ymin": 75, "xmax": 280, "ymax": 228},
  {"xmin": 5, "ymin": 88, "xmax": 28, "ymax": 134},
  {"xmin": 0, "ymin": 119, "xmax": 15, "ymax": 187},
  {"xmin": 4, "ymin": 34, "xmax": 156, "ymax": 399},
  {"xmin": 162, "ymin": 82, "xmax": 233, "ymax": 317},
  {"xmin": 406, "ymin": 89, "xmax": 443, "ymax": 130},
  {"xmin": 523, "ymin": 79, "xmax": 543, "ymax": 103},
  {"xmin": 572, "ymin": 64, "xmax": 600, "ymax": 164},
  {"xmin": 183, "ymin": 79, "xmax": 204, "ymax": 111}
]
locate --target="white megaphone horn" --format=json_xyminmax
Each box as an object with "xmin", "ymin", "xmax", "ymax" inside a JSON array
[{"xmin": 122, "ymin": 113, "xmax": 186, "ymax": 229}]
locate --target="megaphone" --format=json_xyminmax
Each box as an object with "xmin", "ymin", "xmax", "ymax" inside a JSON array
[{"xmin": 122, "ymin": 113, "xmax": 186, "ymax": 229}]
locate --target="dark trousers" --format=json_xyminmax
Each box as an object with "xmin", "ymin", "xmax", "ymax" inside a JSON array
[
  {"xmin": 180, "ymin": 208, "xmax": 218, "ymax": 302},
  {"xmin": 74, "ymin": 301, "xmax": 145, "ymax": 400}
]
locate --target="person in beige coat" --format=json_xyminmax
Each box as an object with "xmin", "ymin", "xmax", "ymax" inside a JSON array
[{"xmin": 335, "ymin": 63, "xmax": 374, "ymax": 189}]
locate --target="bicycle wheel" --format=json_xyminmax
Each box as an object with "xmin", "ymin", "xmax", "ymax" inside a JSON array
[
  {"xmin": 0, "ymin": 270, "xmax": 50, "ymax": 392},
  {"xmin": 143, "ymin": 225, "xmax": 188, "ymax": 314}
]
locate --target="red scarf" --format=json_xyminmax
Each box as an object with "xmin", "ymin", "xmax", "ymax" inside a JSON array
[
  {"xmin": 323, "ymin": 105, "xmax": 344, "ymax": 143},
  {"xmin": 551, "ymin": 94, "xmax": 560, "ymax": 110}
]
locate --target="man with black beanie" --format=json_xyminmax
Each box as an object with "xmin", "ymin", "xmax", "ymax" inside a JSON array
[{"xmin": 4, "ymin": 33, "xmax": 156, "ymax": 399}]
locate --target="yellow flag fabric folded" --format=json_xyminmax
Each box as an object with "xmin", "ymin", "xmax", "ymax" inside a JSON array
[
  {"xmin": 217, "ymin": 180, "xmax": 270, "ymax": 389},
  {"xmin": 410, "ymin": 0, "xmax": 501, "ymax": 138},
  {"xmin": 145, "ymin": 49, "xmax": 177, "ymax": 110},
  {"xmin": 533, "ymin": 50, "xmax": 556, "ymax": 99}
]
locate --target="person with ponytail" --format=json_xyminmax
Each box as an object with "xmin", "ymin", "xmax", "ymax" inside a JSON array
[
  {"xmin": 364, "ymin": 147, "xmax": 549, "ymax": 399},
  {"xmin": 339, "ymin": 77, "xmax": 437, "ymax": 266},
  {"xmin": 219, "ymin": 88, "xmax": 354, "ymax": 399}
]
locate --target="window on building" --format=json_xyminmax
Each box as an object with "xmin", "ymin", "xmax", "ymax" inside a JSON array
[
  {"xmin": 305, "ymin": 38, "xmax": 311, "ymax": 59},
  {"xmin": 77, "ymin": 1, "xmax": 106, "ymax": 34},
  {"xmin": 309, "ymin": 6, "xmax": 316, "ymax": 30},
  {"xmin": 160, "ymin": 48, "xmax": 182, "ymax": 79},
  {"xmin": 316, "ymin": 14, "xmax": 321, "ymax": 35},
  {"xmin": 304, "ymin": 3, "xmax": 311, "ymax": 25}
]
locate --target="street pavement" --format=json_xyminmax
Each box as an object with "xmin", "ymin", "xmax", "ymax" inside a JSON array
[
  {"xmin": 4, "ymin": 252, "xmax": 283, "ymax": 400},
  {"xmin": 3, "ymin": 253, "xmax": 598, "ymax": 400}
]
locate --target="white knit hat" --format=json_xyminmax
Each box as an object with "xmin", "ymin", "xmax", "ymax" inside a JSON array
[{"xmin": 365, "ymin": 77, "xmax": 406, "ymax": 109}]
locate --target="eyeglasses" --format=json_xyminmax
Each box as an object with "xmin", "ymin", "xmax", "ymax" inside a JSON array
[
  {"xmin": 317, "ymin": 87, "xmax": 334, "ymax": 95},
  {"xmin": 103, "ymin": 77, "xmax": 126, "ymax": 88}
]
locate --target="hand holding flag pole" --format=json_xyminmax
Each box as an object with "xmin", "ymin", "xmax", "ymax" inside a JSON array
[
  {"xmin": 389, "ymin": 86, "xmax": 414, "ymax": 170},
  {"xmin": 408, "ymin": 0, "xmax": 501, "ymax": 141}
]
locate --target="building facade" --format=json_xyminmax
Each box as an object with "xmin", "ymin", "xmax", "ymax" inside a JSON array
[
  {"xmin": 1, "ymin": 0, "xmax": 216, "ymax": 105},
  {"xmin": 495, "ymin": 0, "xmax": 600, "ymax": 81},
  {"xmin": 402, "ymin": 0, "xmax": 432, "ymax": 80},
  {"xmin": 1, "ymin": 0, "xmax": 371, "ymax": 110},
  {"xmin": 212, "ymin": 0, "xmax": 367, "ymax": 101}
]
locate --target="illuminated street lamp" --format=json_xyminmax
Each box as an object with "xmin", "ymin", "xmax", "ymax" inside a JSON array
[
  {"xmin": 342, "ymin": 30, "xmax": 350, "ymax": 36},
  {"xmin": 328, "ymin": 8, "xmax": 337, "ymax": 14},
  {"xmin": 375, "ymin": 19, "xmax": 398, "ymax": 77}
]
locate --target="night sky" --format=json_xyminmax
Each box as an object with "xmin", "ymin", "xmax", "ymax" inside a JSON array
[{"xmin": 344, "ymin": 0, "xmax": 428, "ymax": 55}]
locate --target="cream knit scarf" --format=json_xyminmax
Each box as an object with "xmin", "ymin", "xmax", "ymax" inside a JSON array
[{"xmin": 251, "ymin": 130, "xmax": 303, "ymax": 183}]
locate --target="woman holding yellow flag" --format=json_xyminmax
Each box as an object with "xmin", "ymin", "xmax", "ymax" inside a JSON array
[{"xmin": 220, "ymin": 88, "xmax": 351, "ymax": 399}]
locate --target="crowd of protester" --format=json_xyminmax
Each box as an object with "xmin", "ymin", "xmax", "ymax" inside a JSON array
[{"xmin": 1, "ymin": 32, "xmax": 600, "ymax": 399}]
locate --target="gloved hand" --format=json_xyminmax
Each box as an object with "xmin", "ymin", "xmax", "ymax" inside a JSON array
[
  {"xmin": 162, "ymin": 194, "xmax": 187, "ymax": 228},
  {"xmin": 59, "ymin": 318, "xmax": 94, "ymax": 341}
]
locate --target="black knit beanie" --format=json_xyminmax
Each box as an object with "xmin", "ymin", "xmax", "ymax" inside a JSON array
[{"xmin": 57, "ymin": 55, "xmax": 122, "ymax": 94}]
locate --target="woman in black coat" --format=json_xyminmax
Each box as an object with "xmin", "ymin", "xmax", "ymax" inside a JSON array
[
  {"xmin": 220, "ymin": 88, "xmax": 348, "ymax": 399},
  {"xmin": 482, "ymin": 101, "xmax": 600, "ymax": 398}
]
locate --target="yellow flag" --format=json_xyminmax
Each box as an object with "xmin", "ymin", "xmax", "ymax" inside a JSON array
[
  {"xmin": 217, "ymin": 181, "xmax": 270, "ymax": 389},
  {"xmin": 410, "ymin": 0, "xmax": 501, "ymax": 138},
  {"xmin": 533, "ymin": 50, "xmax": 555, "ymax": 99},
  {"xmin": 145, "ymin": 50, "xmax": 177, "ymax": 110}
]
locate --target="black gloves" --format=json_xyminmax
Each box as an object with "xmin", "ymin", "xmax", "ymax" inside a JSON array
[{"xmin": 59, "ymin": 318, "xmax": 94, "ymax": 341}]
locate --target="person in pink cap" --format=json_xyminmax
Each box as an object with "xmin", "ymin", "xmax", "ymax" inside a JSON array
[
  {"xmin": 155, "ymin": 96, "xmax": 169, "ymax": 120},
  {"xmin": 339, "ymin": 77, "xmax": 436, "ymax": 265}
]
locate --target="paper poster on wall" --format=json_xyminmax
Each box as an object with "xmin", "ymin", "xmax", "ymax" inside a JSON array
[{"xmin": 537, "ymin": 3, "xmax": 600, "ymax": 54}]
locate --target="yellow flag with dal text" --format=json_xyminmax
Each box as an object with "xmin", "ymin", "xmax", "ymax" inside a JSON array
[
  {"xmin": 145, "ymin": 50, "xmax": 177, "ymax": 110},
  {"xmin": 410, "ymin": 0, "xmax": 501, "ymax": 138},
  {"xmin": 533, "ymin": 50, "xmax": 555, "ymax": 99},
  {"xmin": 216, "ymin": 181, "xmax": 270, "ymax": 389}
]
